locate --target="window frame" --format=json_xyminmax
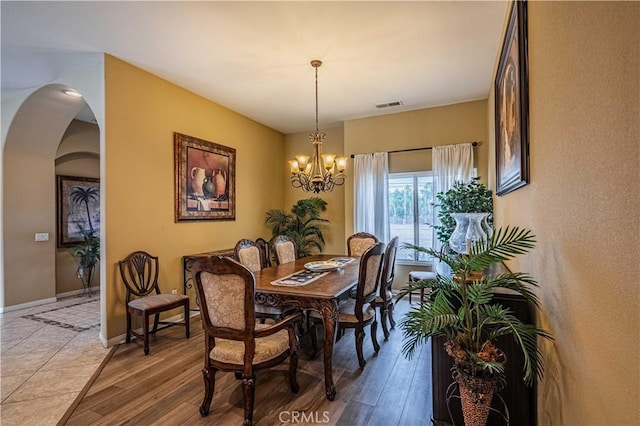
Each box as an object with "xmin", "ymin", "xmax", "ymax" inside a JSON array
[{"xmin": 388, "ymin": 171, "xmax": 434, "ymax": 266}]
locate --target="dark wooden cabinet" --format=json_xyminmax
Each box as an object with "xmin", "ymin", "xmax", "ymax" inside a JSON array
[{"xmin": 431, "ymin": 292, "xmax": 536, "ymax": 426}]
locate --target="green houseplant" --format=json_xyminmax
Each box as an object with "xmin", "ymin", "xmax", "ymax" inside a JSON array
[
  {"xmin": 400, "ymin": 227, "xmax": 553, "ymax": 426},
  {"xmin": 265, "ymin": 197, "xmax": 329, "ymax": 258},
  {"xmin": 435, "ymin": 177, "xmax": 493, "ymax": 246},
  {"xmin": 73, "ymin": 229, "xmax": 100, "ymax": 296}
]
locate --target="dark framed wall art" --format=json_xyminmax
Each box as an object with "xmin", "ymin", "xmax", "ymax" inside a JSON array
[
  {"xmin": 57, "ymin": 175, "xmax": 100, "ymax": 247},
  {"xmin": 174, "ymin": 132, "xmax": 236, "ymax": 221},
  {"xmin": 495, "ymin": 0, "xmax": 530, "ymax": 196}
]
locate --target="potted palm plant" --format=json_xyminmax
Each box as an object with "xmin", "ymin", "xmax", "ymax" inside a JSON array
[
  {"xmin": 399, "ymin": 227, "xmax": 553, "ymax": 426},
  {"xmin": 73, "ymin": 229, "xmax": 100, "ymax": 296},
  {"xmin": 265, "ymin": 197, "xmax": 328, "ymax": 258}
]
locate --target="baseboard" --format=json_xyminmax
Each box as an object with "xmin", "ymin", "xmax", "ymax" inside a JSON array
[
  {"xmin": 56, "ymin": 289, "xmax": 89, "ymax": 299},
  {"xmin": 103, "ymin": 311, "xmax": 200, "ymax": 348},
  {"xmin": 0, "ymin": 297, "xmax": 57, "ymax": 313}
]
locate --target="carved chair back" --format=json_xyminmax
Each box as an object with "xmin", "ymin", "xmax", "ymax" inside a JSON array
[
  {"xmin": 347, "ymin": 232, "xmax": 380, "ymax": 257},
  {"xmin": 118, "ymin": 250, "xmax": 161, "ymax": 302},
  {"xmin": 192, "ymin": 256, "xmax": 256, "ymax": 341},
  {"xmin": 353, "ymin": 242, "xmax": 385, "ymax": 319},
  {"xmin": 234, "ymin": 239, "xmax": 263, "ymax": 273},
  {"xmin": 380, "ymin": 236, "xmax": 399, "ymax": 300},
  {"xmin": 272, "ymin": 235, "xmax": 297, "ymax": 265}
]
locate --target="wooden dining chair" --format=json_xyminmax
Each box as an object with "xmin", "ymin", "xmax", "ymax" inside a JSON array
[
  {"xmin": 118, "ymin": 250, "xmax": 190, "ymax": 355},
  {"xmin": 255, "ymin": 237, "xmax": 272, "ymax": 268},
  {"xmin": 191, "ymin": 256, "xmax": 302, "ymax": 425},
  {"xmin": 309, "ymin": 242, "xmax": 385, "ymax": 368},
  {"xmin": 272, "ymin": 235, "xmax": 297, "ymax": 265},
  {"xmin": 373, "ymin": 236, "xmax": 399, "ymax": 341},
  {"xmin": 234, "ymin": 238, "xmax": 298, "ymax": 322},
  {"xmin": 347, "ymin": 232, "xmax": 379, "ymax": 257}
]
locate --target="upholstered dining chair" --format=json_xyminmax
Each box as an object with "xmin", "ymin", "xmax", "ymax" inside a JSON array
[
  {"xmin": 191, "ymin": 256, "xmax": 302, "ymax": 425},
  {"xmin": 347, "ymin": 232, "xmax": 379, "ymax": 257},
  {"xmin": 272, "ymin": 235, "xmax": 297, "ymax": 265},
  {"xmin": 234, "ymin": 238, "xmax": 298, "ymax": 322},
  {"xmin": 373, "ymin": 236, "xmax": 399, "ymax": 341},
  {"xmin": 309, "ymin": 242, "xmax": 385, "ymax": 368},
  {"xmin": 118, "ymin": 250, "xmax": 190, "ymax": 355}
]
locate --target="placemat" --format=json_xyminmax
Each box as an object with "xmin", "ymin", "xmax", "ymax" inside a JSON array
[{"xmin": 271, "ymin": 269, "xmax": 330, "ymax": 287}]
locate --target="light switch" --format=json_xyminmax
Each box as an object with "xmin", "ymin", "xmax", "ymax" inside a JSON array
[{"xmin": 35, "ymin": 233, "xmax": 49, "ymax": 242}]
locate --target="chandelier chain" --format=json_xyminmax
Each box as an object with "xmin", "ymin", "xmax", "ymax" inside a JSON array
[{"xmin": 289, "ymin": 59, "xmax": 347, "ymax": 193}]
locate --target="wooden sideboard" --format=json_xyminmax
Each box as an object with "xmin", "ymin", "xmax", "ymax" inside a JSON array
[{"xmin": 431, "ymin": 291, "xmax": 537, "ymax": 426}]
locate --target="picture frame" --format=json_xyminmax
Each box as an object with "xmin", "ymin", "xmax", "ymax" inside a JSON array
[
  {"xmin": 174, "ymin": 132, "xmax": 236, "ymax": 221},
  {"xmin": 495, "ymin": 0, "xmax": 529, "ymax": 196},
  {"xmin": 57, "ymin": 175, "xmax": 100, "ymax": 247}
]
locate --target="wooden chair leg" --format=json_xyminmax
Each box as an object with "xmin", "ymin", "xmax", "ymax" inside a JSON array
[
  {"xmin": 199, "ymin": 366, "xmax": 215, "ymax": 416},
  {"xmin": 289, "ymin": 352, "xmax": 299, "ymax": 393},
  {"xmin": 371, "ymin": 320, "xmax": 380, "ymax": 354},
  {"xmin": 125, "ymin": 310, "xmax": 132, "ymax": 343},
  {"xmin": 152, "ymin": 313, "xmax": 160, "ymax": 334},
  {"xmin": 388, "ymin": 303, "xmax": 396, "ymax": 329},
  {"xmin": 242, "ymin": 374, "xmax": 256, "ymax": 426},
  {"xmin": 380, "ymin": 306, "xmax": 390, "ymax": 341},
  {"xmin": 309, "ymin": 319, "xmax": 318, "ymax": 359},
  {"xmin": 355, "ymin": 329, "xmax": 366, "ymax": 369},
  {"xmin": 143, "ymin": 313, "xmax": 150, "ymax": 355}
]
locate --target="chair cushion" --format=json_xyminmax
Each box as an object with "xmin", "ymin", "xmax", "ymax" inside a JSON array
[
  {"xmin": 209, "ymin": 324, "xmax": 290, "ymax": 365},
  {"xmin": 408, "ymin": 271, "xmax": 437, "ymax": 282},
  {"xmin": 337, "ymin": 299, "xmax": 374, "ymax": 324},
  {"xmin": 128, "ymin": 293, "xmax": 188, "ymax": 311}
]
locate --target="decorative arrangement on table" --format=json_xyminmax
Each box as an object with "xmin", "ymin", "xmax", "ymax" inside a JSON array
[
  {"xmin": 434, "ymin": 177, "xmax": 494, "ymax": 276},
  {"xmin": 399, "ymin": 226, "xmax": 553, "ymax": 426},
  {"xmin": 272, "ymin": 257, "xmax": 354, "ymax": 287},
  {"xmin": 265, "ymin": 197, "xmax": 329, "ymax": 259}
]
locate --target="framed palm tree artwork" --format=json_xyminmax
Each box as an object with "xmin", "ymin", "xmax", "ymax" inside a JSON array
[{"xmin": 57, "ymin": 175, "xmax": 100, "ymax": 247}]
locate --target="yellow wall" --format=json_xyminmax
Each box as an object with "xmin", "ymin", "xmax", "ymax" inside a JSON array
[
  {"xmin": 104, "ymin": 56, "xmax": 285, "ymax": 339},
  {"xmin": 343, "ymin": 100, "xmax": 489, "ymax": 287},
  {"xmin": 283, "ymin": 127, "xmax": 346, "ymax": 255},
  {"xmin": 489, "ymin": 2, "xmax": 639, "ymax": 425}
]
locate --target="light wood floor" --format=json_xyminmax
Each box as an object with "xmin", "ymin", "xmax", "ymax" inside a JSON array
[{"xmin": 65, "ymin": 298, "xmax": 433, "ymax": 425}]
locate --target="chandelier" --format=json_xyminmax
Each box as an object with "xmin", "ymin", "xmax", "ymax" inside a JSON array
[{"xmin": 289, "ymin": 60, "xmax": 347, "ymax": 193}]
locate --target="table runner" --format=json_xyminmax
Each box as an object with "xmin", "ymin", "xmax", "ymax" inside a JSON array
[{"xmin": 271, "ymin": 269, "xmax": 330, "ymax": 286}]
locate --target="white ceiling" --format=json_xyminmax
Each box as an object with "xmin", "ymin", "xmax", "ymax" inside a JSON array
[{"xmin": 1, "ymin": 1, "xmax": 508, "ymax": 134}]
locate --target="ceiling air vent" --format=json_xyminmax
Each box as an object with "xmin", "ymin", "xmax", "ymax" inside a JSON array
[{"xmin": 376, "ymin": 101, "xmax": 403, "ymax": 109}]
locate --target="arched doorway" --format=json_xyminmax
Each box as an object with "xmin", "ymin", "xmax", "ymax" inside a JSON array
[{"xmin": 2, "ymin": 83, "xmax": 102, "ymax": 318}]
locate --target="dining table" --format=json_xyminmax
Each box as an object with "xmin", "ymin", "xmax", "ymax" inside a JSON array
[{"xmin": 253, "ymin": 254, "xmax": 360, "ymax": 401}]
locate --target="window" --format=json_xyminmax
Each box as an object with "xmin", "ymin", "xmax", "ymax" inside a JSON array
[{"xmin": 388, "ymin": 172, "xmax": 434, "ymax": 263}]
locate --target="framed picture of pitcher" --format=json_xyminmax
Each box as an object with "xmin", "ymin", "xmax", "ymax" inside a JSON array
[{"xmin": 174, "ymin": 132, "xmax": 236, "ymax": 221}]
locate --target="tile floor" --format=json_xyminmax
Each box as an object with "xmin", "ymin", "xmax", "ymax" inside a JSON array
[{"xmin": 0, "ymin": 295, "xmax": 109, "ymax": 426}]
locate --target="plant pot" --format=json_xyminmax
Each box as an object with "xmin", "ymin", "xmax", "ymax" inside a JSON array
[{"xmin": 454, "ymin": 369, "xmax": 500, "ymax": 426}]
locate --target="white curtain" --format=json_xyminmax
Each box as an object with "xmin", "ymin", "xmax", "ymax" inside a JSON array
[
  {"xmin": 353, "ymin": 152, "xmax": 389, "ymax": 243},
  {"xmin": 432, "ymin": 143, "xmax": 475, "ymax": 251}
]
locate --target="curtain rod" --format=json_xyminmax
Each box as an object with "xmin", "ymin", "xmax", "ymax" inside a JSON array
[{"xmin": 349, "ymin": 141, "xmax": 478, "ymax": 158}]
